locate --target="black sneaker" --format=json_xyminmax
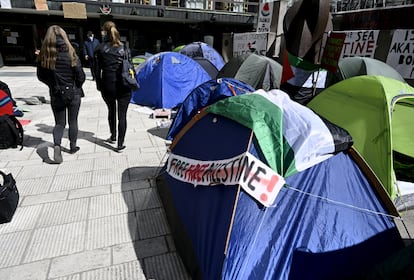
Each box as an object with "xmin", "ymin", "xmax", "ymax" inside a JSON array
[
  {"xmin": 116, "ymin": 145, "xmax": 126, "ymax": 153},
  {"xmin": 70, "ymin": 146, "xmax": 80, "ymax": 154},
  {"xmin": 106, "ymin": 137, "xmax": 116, "ymax": 144}
]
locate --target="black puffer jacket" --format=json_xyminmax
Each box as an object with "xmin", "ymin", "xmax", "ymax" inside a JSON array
[
  {"xmin": 94, "ymin": 42, "xmax": 127, "ymax": 93},
  {"xmin": 37, "ymin": 37, "xmax": 85, "ymax": 95}
]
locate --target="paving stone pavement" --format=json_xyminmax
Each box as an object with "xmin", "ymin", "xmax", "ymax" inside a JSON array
[{"xmin": 0, "ymin": 66, "xmax": 190, "ymax": 280}]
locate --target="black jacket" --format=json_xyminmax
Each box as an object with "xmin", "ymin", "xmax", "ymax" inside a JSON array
[
  {"xmin": 37, "ymin": 37, "xmax": 85, "ymax": 95},
  {"xmin": 94, "ymin": 42, "xmax": 129, "ymax": 93}
]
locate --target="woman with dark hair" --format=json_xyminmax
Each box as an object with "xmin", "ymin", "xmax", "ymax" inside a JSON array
[
  {"xmin": 37, "ymin": 25, "xmax": 85, "ymax": 163},
  {"xmin": 94, "ymin": 21, "xmax": 131, "ymax": 152}
]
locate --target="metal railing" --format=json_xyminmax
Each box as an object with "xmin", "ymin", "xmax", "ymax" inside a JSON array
[{"xmin": 331, "ymin": 0, "xmax": 414, "ymax": 12}]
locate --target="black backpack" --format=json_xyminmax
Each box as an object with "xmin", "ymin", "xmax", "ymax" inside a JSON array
[{"xmin": 0, "ymin": 115, "xmax": 23, "ymax": 150}]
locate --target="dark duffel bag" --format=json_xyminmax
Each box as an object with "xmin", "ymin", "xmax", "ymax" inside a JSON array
[{"xmin": 0, "ymin": 170, "xmax": 19, "ymax": 224}]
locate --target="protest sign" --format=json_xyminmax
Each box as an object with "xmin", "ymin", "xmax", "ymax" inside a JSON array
[
  {"xmin": 167, "ymin": 152, "xmax": 285, "ymax": 207},
  {"xmin": 341, "ymin": 30, "xmax": 379, "ymax": 58},
  {"xmin": 321, "ymin": 32, "xmax": 346, "ymax": 72},
  {"xmin": 386, "ymin": 29, "xmax": 414, "ymax": 79}
]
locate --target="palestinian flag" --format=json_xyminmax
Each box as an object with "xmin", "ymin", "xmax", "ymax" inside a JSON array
[{"xmin": 206, "ymin": 89, "xmax": 352, "ymax": 177}]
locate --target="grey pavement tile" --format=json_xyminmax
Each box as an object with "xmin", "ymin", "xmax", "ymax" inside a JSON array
[
  {"xmin": 128, "ymin": 166, "xmax": 159, "ymax": 182},
  {"xmin": 17, "ymin": 164, "xmax": 58, "ymax": 180},
  {"xmin": 134, "ymin": 236, "xmax": 169, "ymax": 259},
  {"xmin": 0, "ymin": 230, "xmax": 32, "ymax": 268},
  {"xmin": 111, "ymin": 180, "xmax": 151, "ymax": 193},
  {"xmin": 126, "ymin": 151, "xmax": 163, "ymax": 166},
  {"xmin": 50, "ymin": 274, "xmax": 80, "ymax": 280},
  {"xmin": 136, "ymin": 208, "xmax": 170, "ymax": 239},
  {"xmin": 143, "ymin": 253, "xmax": 190, "ymax": 280},
  {"xmin": 81, "ymin": 260, "xmax": 146, "ymax": 280},
  {"xmin": 21, "ymin": 191, "xmax": 68, "ymax": 207},
  {"xmin": 112, "ymin": 242, "xmax": 138, "ymax": 265},
  {"xmin": 132, "ymin": 188, "xmax": 162, "ymax": 211},
  {"xmin": 6, "ymin": 158, "xmax": 43, "ymax": 168},
  {"xmin": 24, "ymin": 221, "xmax": 86, "ymax": 263},
  {"xmin": 94, "ymin": 155, "xmax": 129, "ymax": 171},
  {"xmin": 0, "ymin": 260, "xmax": 50, "ymax": 280},
  {"xmin": 16, "ymin": 176, "xmax": 53, "ymax": 196},
  {"xmin": 91, "ymin": 168, "xmax": 124, "ymax": 186},
  {"xmin": 85, "ymin": 213, "xmax": 137, "ymax": 250},
  {"xmin": 55, "ymin": 159, "xmax": 94, "ymax": 175},
  {"xmin": 50, "ymin": 172, "xmax": 93, "ymax": 192},
  {"xmin": 0, "ymin": 148, "xmax": 34, "ymax": 161},
  {"xmin": 48, "ymin": 248, "xmax": 111, "ymax": 279},
  {"xmin": 0, "ymin": 205, "xmax": 43, "ymax": 234},
  {"xmin": 68, "ymin": 185, "xmax": 111, "ymax": 200},
  {"xmin": 0, "ymin": 166, "xmax": 23, "ymax": 178},
  {"xmin": 89, "ymin": 192, "xmax": 134, "ymax": 219},
  {"xmin": 37, "ymin": 198, "xmax": 89, "ymax": 227},
  {"xmin": 76, "ymin": 151, "xmax": 111, "ymax": 160},
  {"xmin": 166, "ymin": 235, "xmax": 177, "ymax": 252}
]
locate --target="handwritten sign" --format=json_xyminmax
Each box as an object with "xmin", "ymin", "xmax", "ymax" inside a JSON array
[
  {"xmin": 386, "ymin": 29, "xmax": 414, "ymax": 79},
  {"xmin": 233, "ymin": 32, "xmax": 269, "ymax": 57},
  {"xmin": 321, "ymin": 32, "xmax": 346, "ymax": 72},
  {"xmin": 341, "ymin": 30, "xmax": 379, "ymax": 58},
  {"xmin": 167, "ymin": 152, "xmax": 285, "ymax": 207}
]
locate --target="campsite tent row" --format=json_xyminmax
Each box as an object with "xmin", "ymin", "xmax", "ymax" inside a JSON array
[
  {"xmin": 130, "ymin": 51, "xmax": 282, "ymax": 109},
  {"xmin": 157, "ymin": 89, "xmax": 406, "ymax": 279}
]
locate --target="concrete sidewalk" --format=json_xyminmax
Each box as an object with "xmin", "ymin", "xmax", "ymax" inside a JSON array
[{"xmin": 0, "ymin": 66, "xmax": 189, "ymax": 280}]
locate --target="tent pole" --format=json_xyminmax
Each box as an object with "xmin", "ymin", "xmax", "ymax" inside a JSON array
[
  {"xmin": 312, "ymin": 69, "xmax": 320, "ymax": 97},
  {"xmin": 224, "ymin": 130, "xmax": 254, "ymax": 255}
]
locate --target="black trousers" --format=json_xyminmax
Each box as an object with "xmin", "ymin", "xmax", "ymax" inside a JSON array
[
  {"xmin": 101, "ymin": 91, "xmax": 131, "ymax": 147},
  {"xmin": 51, "ymin": 94, "xmax": 81, "ymax": 148}
]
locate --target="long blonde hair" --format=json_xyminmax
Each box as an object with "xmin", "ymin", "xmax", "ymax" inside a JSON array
[
  {"xmin": 102, "ymin": 21, "xmax": 123, "ymax": 47},
  {"xmin": 38, "ymin": 25, "xmax": 78, "ymax": 69}
]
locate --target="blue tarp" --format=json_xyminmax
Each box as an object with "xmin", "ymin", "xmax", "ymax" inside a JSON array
[
  {"xmin": 167, "ymin": 78, "xmax": 254, "ymax": 140},
  {"xmin": 130, "ymin": 52, "xmax": 211, "ymax": 109},
  {"xmin": 159, "ymin": 112, "xmax": 404, "ymax": 280},
  {"xmin": 179, "ymin": 42, "xmax": 225, "ymax": 71}
]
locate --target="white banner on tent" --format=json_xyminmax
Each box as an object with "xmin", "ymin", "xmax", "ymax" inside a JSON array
[
  {"xmin": 166, "ymin": 152, "xmax": 285, "ymax": 207},
  {"xmin": 386, "ymin": 29, "xmax": 414, "ymax": 79},
  {"xmin": 233, "ymin": 32, "xmax": 269, "ymax": 57},
  {"xmin": 340, "ymin": 30, "xmax": 379, "ymax": 58}
]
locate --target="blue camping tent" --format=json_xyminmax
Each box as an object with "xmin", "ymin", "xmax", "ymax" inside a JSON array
[
  {"xmin": 156, "ymin": 90, "xmax": 404, "ymax": 279},
  {"xmin": 130, "ymin": 52, "xmax": 212, "ymax": 109},
  {"xmin": 167, "ymin": 78, "xmax": 254, "ymax": 140},
  {"xmin": 179, "ymin": 41, "xmax": 225, "ymax": 71}
]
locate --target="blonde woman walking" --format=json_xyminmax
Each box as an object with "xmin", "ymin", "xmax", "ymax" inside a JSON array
[{"xmin": 37, "ymin": 25, "xmax": 85, "ymax": 163}]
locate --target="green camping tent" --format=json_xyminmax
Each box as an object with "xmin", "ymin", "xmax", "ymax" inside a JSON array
[{"xmin": 307, "ymin": 75, "xmax": 414, "ymax": 199}]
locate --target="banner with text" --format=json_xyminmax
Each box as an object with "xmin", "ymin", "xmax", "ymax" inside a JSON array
[
  {"xmin": 341, "ymin": 30, "xmax": 379, "ymax": 58},
  {"xmin": 166, "ymin": 152, "xmax": 285, "ymax": 207},
  {"xmin": 233, "ymin": 32, "xmax": 271, "ymax": 57},
  {"xmin": 386, "ymin": 29, "xmax": 414, "ymax": 79}
]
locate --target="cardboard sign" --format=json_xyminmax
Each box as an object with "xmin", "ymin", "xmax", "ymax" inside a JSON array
[
  {"xmin": 166, "ymin": 152, "xmax": 285, "ymax": 207},
  {"xmin": 62, "ymin": 2, "xmax": 87, "ymax": 19},
  {"xmin": 321, "ymin": 32, "xmax": 346, "ymax": 72},
  {"xmin": 34, "ymin": 0, "xmax": 48, "ymax": 10},
  {"xmin": 386, "ymin": 29, "xmax": 414, "ymax": 79},
  {"xmin": 341, "ymin": 30, "xmax": 379, "ymax": 58}
]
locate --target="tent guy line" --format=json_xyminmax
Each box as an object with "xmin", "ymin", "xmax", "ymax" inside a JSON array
[{"xmin": 284, "ymin": 185, "xmax": 402, "ymax": 220}]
